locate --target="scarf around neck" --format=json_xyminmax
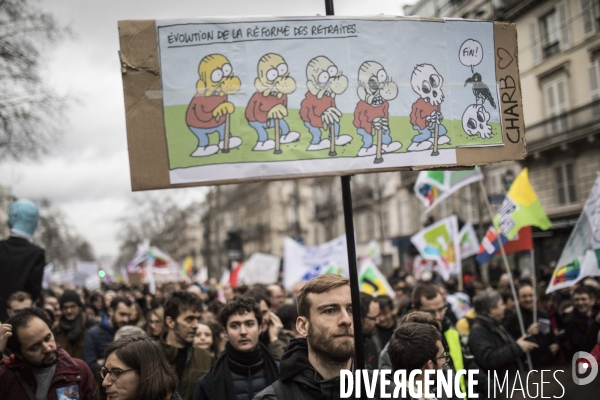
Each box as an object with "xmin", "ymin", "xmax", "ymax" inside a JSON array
[{"xmin": 59, "ymin": 313, "xmax": 83, "ymax": 342}]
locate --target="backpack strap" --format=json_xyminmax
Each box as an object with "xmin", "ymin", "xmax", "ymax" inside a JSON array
[{"xmin": 14, "ymin": 371, "xmax": 37, "ymax": 400}]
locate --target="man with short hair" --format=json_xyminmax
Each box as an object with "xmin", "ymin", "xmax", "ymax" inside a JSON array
[
  {"xmin": 194, "ymin": 296, "xmax": 278, "ymax": 400},
  {"xmin": 82, "ymin": 296, "xmax": 132, "ymax": 375},
  {"xmin": 564, "ymin": 285, "xmax": 600, "ymax": 357},
  {"xmin": 0, "ymin": 308, "xmax": 96, "ymax": 399},
  {"xmin": 160, "ymin": 291, "xmax": 213, "ymax": 400},
  {"xmin": 267, "ymin": 284, "xmax": 286, "ymax": 312},
  {"xmin": 255, "ymin": 273, "xmax": 357, "ymax": 400},
  {"xmin": 248, "ymin": 288, "xmax": 290, "ymax": 360},
  {"xmin": 412, "ymin": 284, "xmax": 468, "ymax": 396},
  {"xmin": 375, "ymin": 295, "xmax": 396, "ymax": 348},
  {"xmin": 54, "ymin": 290, "xmax": 95, "ymax": 360},
  {"xmin": 6, "ymin": 291, "xmax": 33, "ymax": 318},
  {"xmin": 387, "ymin": 322, "xmax": 446, "ymax": 400},
  {"xmin": 360, "ymin": 292, "xmax": 381, "ymax": 369}
]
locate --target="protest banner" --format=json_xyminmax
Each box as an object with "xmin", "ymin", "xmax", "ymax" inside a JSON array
[
  {"xmin": 547, "ymin": 173, "xmax": 600, "ymax": 293},
  {"xmin": 238, "ymin": 252, "xmax": 281, "ymax": 285},
  {"xmin": 118, "ymin": 16, "xmax": 525, "ymax": 191},
  {"xmin": 415, "ymin": 168, "xmax": 484, "ymax": 214},
  {"xmin": 411, "ymin": 215, "xmax": 461, "ymax": 281},
  {"xmin": 458, "ymin": 222, "xmax": 479, "ymax": 259},
  {"xmin": 476, "ymin": 226, "xmax": 532, "ymax": 265},
  {"xmin": 42, "ymin": 263, "xmax": 54, "ymax": 289},
  {"xmin": 358, "ymin": 258, "xmax": 395, "ymax": 298},
  {"xmin": 283, "ymin": 235, "xmax": 349, "ymax": 291}
]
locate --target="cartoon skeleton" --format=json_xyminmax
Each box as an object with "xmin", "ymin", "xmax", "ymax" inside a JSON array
[
  {"xmin": 187, "ymin": 54, "xmax": 241, "ymax": 157},
  {"xmin": 462, "ymin": 104, "xmax": 492, "ymax": 139},
  {"xmin": 245, "ymin": 53, "xmax": 300, "ymax": 151},
  {"xmin": 408, "ymin": 64, "xmax": 450, "ymax": 152},
  {"xmin": 353, "ymin": 61, "xmax": 401, "ymax": 157},
  {"xmin": 300, "ymin": 56, "xmax": 352, "ymax": 151}
]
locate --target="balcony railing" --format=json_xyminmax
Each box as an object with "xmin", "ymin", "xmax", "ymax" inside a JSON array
[{"xmin": 526, "ymin": 99, "xmax": 600, "ymax": 145}]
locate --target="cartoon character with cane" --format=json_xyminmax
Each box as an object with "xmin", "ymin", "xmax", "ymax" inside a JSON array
[
  {"xmin": 187, "ymin": 54, "xmax": 242, "ymax": 157},
  {"xmin": 246, "ymin": 53, "xmax": 300, "ymax": 153}
]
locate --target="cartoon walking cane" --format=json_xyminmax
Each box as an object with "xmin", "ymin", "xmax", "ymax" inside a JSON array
[
  {"xmin": 431, "ymin": 121, "xmax": 440, "ymax": 156},
  {"xmin": 329, "ymin": 125, "xmax": 337, "ymax": 156},
  {"xmin": 222, "ymin": 114, "xmax": 231, "ymax": 153},
  {"xmin": 374, "ymin": 128, "xmax": 383, "ymax": 164},
  {"xmin": 274, "ymin": 119, "xmax": 282, "ymax": 154}
]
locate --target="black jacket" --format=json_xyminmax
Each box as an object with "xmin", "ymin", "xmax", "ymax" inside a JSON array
[
  {"xmin": 504, "ymin": 307, "xmax": 558, "ymax": 368},
  {"xmin": 82, "ymin": 316, "xmax": 115, "ymax": 375},
  {"xmin": 563, "ymin": 306, "xmax": 600, "ymax": 357},
  {"xmin": 468, "ymin": 315, "xmax": 523, "ymax": 375},
  {"xmin": 0, "ymin": 236, "xmax": 45, "ymax": 322},
  {"xmin": 195, "ymin": 357, "xmax": 270, "ymax": 400}
]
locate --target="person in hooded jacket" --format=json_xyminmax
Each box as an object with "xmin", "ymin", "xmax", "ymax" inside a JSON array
[
  {"xmin": 193, "ymin": 296, "xmax": 278, "ymax": 400},
  {"xmin": 254, "ymin": 274, "xmax": 362, "ymax": 400},
  {"xmin": 53, "ymin": 290, "xmax": 95, "ymax": 359}
]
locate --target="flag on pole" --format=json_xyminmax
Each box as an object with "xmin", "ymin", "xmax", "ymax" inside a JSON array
[
  {"xmin": 183, "ymin": 256, "xmax": 194, "ymax": 276},
  {"xmin": 547, "ymin": 173, "xmax": 600, "ymax": 293},
  {"xmin": 459, "ymin": 222, "xmax": 480, "ymax": 259},
  {"xmin": 414, "ymin": 167, "xmax": 483, "ymax": 213},
  {"xmin": 410, "ymin": 215, "xmax": 461, "ymax": 280},
  {"xmin": 493, "ymin": 168, "xmax": 551, "ymax": 240},
  {"xmin": 476, "ymin": 226, "xmax": 533, "ymax": 265},
  {"xmin": 359, "ymin": 258, "xmax": 395, "ymax": 298}
]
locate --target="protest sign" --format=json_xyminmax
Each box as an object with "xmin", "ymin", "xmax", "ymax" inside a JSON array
[
  {"xmin": 411, "ymin": 215, "xmax": 461, "ymax": 280},
  {"xmin": 118, "ymin": 16, "xmax": 525, "ymax": 190},
  {"xmin": 283, "ymin": 235, "xmax": 349, "ymax": 290},
  {"xmin": 359, "ymin": 258, "xmax": 395, "ymax": 298},
  {"xmin": 238, "ymin": 252, "xmax": 281, "ymax": 285}
]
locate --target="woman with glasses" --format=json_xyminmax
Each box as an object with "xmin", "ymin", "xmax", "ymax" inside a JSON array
[{"xmin": 99, "ymin": 334, "xmax": 181, "ymax": 400}]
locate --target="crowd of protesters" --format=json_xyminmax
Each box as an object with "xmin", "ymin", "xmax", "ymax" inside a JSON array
[{"xmin": 2, "ymin": 200, "xmax": 600, "ymax": 399}]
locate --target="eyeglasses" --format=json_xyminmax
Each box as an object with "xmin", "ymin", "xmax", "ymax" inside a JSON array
[
  {"xmin": 422, "ymin": 305, "xmax": 448, "ymax": 315},
  {"xmin": 364, "ymin": 314, "xmax": 381, "ymax": 321},
  {"xmin": 100, "ymin": 367, "xmax": 135, "ymax": 381},
  {"xmin": 435, "ymin": 352, "xmax": 451, "ymax": 364}
]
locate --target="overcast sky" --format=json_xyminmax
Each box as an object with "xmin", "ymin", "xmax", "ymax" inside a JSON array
[{"xmin": 0, "ymin": 0, "xmax": 411, "ymax": 262}]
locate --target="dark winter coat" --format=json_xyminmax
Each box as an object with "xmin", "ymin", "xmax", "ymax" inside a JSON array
[
  {"xmin": 504, "ymin": 307, "xmax": 558, "ymax": 367},
  {"xmin": 563, "ymin": 306, "xmax": 600, "ymax": 357},
  {"xmin": 469, "ymin": 315, "xmax": 524, "ymax": 375},
  {"xmin": 0, "ymin": 236, "xmax": 45, "ymax": 322},
  {"xmin": 82, "ymin": 316, "xmax": 115, "ymax": 375},
  {"xmin": 0, "ymin": 348, "xmax": 96, "ymax": 400}
]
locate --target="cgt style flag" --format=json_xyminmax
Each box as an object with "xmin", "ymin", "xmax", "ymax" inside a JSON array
[
  {"xmin": 459, "ymin": 222, "xmax": 480, "ymax": 259},
  {"xmin": 414, "ymin": 167, "xmax": 483, "ymax": 214},
  {"xmin": 547, "ymin": 173, "xmax": 600, "ymax": 293},
  {"xmin": 476, "ymin": 226, "xmax": 533, "ymax": 265},
  {"xmin": 410, "ymin": 215, "xmax": 461, "ymax": 280},
  {"xmin": 493, "ymin": 168, "xmax": 551, "ymax": 239},
  {"xmin": 359, "ymin": 258, "xmax": 395, "ymax": 298}
]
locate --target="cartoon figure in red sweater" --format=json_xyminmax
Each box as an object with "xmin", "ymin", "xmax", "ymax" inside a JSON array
[
  {"xmin": 246, "ymin": 53, "xmax": 300, "ymax": 151},
  {"xmin": 408, "ymin": 64, "xmax": 450, "ymax": 152},
  {"xmin": 186, "ymin": 54, "xmax": 242, "ymax": 157},
  {"xmin": 353, "ymin": 61, "xmax": 401, "ymax": 157},
  {"xmin": 300, "ymin": 56, "xmax": 352, "ymax": 151}
]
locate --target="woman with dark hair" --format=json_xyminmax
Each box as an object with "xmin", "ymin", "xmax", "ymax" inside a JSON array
[
  {"xmin": 194, "ymin": 321, "xmax": 221, "ymax": 358},
  {"xmin": 99, "ymin": 334, "xmax": 181, "ymax": 400}
]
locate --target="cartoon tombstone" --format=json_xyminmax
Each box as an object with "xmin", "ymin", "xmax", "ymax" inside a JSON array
[
  {"xmin": 353, "ymin": 61, "xmax": 401, "ymax": 160},
  {"xmin": 408, "ymin": 64, "xmax": 450, "ymax": 152},
  {"xmin": 299, "ymin": 56, "xmax": 352, "ymax": 154},
  {"xmin": 187, "ymin": 54, "xmax": 242, "ymax": 157},
  {"xmin": 245, "ymin": 53, "xmax": 300, "ymax": 152},
  {"xmin": 462, "ymin": 104, "xmax": 492, "ymax": 139}
]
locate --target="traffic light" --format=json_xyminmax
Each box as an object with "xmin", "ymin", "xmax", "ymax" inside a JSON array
[{"xmin": 98, "ymin": 270, "xmax": 106, "ymax": 278}]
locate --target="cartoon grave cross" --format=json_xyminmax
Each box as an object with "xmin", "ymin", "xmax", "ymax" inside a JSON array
[
  {"xmin": 186, "ymin": 54, "xmax": 242, "ymax": 157},
  {"xmin": 245, "ymin": 53, "xmax": 300, "ymax": 153}
]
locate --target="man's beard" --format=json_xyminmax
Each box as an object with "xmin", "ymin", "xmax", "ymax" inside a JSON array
[
  {"xmin": 27, "ymin": 350, "xmax": 58, "ymax": 368},
  {"xmin": 111, "ymin": 316, "xmax": 128, "ymax": 330},
  {"xmin": 307, "ymin": 323, "xmax": 354, "ymax": 363}
]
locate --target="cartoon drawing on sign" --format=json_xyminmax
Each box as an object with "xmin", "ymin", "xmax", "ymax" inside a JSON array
[
  {"xmin": 187, "ymin": 54, "xmax": 242, "ymax": 157},
  {"xmin": 300, "ymin": 56, "xmax": 353, "ymax": 154},
  {"xmin": 462, "ymin": 104, "xmax": 492, "ymax": 139},
  {"xmin": 245, "ymin": 53, "xmax": 300, "ymax": 153},
  {"xmin": 407, "ymin": 64, "xmax": 449, "ymax": 153},
  {"xmin": 353, "ymin": 61, "xmax": 401, "ymax": 162},
  {"xmin": 464, "ymin": 72, "xmax": 497, "ymax": 109}
]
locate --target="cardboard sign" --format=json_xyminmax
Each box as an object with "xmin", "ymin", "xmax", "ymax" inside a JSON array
[{"xmin": 118, "ymin": 16, "xmax": 525, "ymax": 191}]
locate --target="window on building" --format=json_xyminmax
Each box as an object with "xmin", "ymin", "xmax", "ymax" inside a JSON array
[
  {"xmin": 542, "ymin": 75, "xmax": 570, "ymax": 134},
  {"xmin": 590, "ymin": 59, "xmax": 600, "ymax": 100},
  {"xmin": 530, "ymin": 1, "xmax": 571, "ymax": 64},
  {"xmin": 382, "ymin": 209, "xmax": 390, "ymax": 238},
  {"xmin": 555, "ymin": 163, "xmax": 577, "ymax": 205},
  {"xmin": 581, "ymin": 0, "xmax": 600, "ymax": 38}
]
